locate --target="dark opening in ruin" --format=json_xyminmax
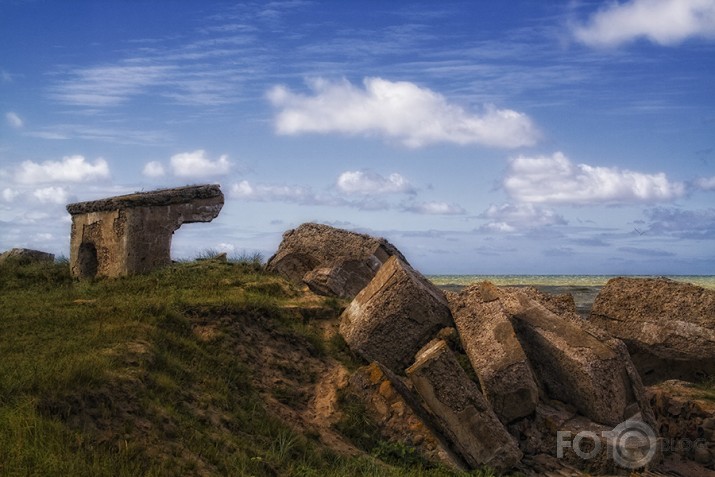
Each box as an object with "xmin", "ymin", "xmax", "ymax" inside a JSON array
[{"xmin": 78, "ymin": 242, "xmax": 98, "ymax": 279}]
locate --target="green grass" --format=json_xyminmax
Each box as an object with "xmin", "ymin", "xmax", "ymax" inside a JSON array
[
  {"xmin": 0, "ymin": 259, "xmax": 504, "ymax": 477},
  {"xmin": 694, "ymin": 377, "xmax": 715, "ymax": 402}
]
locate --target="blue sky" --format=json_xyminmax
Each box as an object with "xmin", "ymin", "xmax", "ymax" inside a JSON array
[{"xmin": 1, "ymin": 0, "xmax": 714, "ymax": 275}]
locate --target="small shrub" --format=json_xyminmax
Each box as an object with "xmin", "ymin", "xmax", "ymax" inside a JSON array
[
  {"xmin": 194, "ymin": 248, "xmax": 222, "ymax": 260},
  {"xmin": 230, "ymin": 250, "xmax": 264, "ymax": 271}
]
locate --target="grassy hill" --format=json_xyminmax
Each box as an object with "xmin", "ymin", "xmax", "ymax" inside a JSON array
[{"xmin": 0, "ymin": 257, "xmax": 497, "ymax": 477}]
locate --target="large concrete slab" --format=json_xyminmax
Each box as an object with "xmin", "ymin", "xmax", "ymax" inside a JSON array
[{"xmin": 339, "ymin": 255, "xmax": 453, "ymax": 372}]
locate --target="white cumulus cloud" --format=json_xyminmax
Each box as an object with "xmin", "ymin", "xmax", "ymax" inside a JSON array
[
  {"xmin": 573, "ymin": 0, "xmax": 715, "ymax": 47},
  {"xmin": 504, "ymin": 152, "xmax": 685, "ymax": 205},
  {"xmin": 142, "ymin": 161, "xmax": 166, "ymax": 178},
  {"xmin": 33, "ymin": 186, "xmax": 70, "ymax": 204},
  {"xmin": 170, "ymin": 150, "xmax": 231, "ymax": 178},
  {"xmin": 480, "ymin": 203, "xmax": 567, "ymax": 233},
  {"xmin": 15, "ymin": 155, "xmax": 110, "ymax": 184},
  {"xmin": 268, "ymin": 77, "xmax": 539, "ymax": 148},
  {"xmin": 5, "ymin": 112, "xmax": 23, "ymax": 128},
  {"xmin": 337, "ymin": 170, "xmax": 414, "ymax": 195}
]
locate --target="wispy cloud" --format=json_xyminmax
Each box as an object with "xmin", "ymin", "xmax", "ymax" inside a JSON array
[
  {"xmin": 572, "ymin": 0, "xmax": 715, "ymax": 47},
  {"xmin": 229, "ymin": 175, "xmax": 463, "ymax": 215},
  {"xmin": 618, "ymin": 246, "xmax": 676, "ymax": 257},
  {"xmin": 51, "ymin": 65, "xmax": 173, "ymax": 107},
  {"xmin": 229, "ymin": 178, "xmax": 390, "ymax": 210},
  {"xmin": 5, "ymin": 112, "xmax": 23, "ymax": 128},
  {"xmin": 26, "ymin": 124, "xmax": 170, "ymax": 145},
  {"xmin": 230, "ymin": 180, "xmax": 328, "ymax": 205},
  {"xmin": 15, "ymin": 155, "xmax": 110, "ymax": 184},
  {"xmin": 695, "ymin": 175, "xmax": 715, "ymax": 190},
  {"xmin": 403, "ymin": 201, "xmax": 466, "ymax": 215},
  {"xmin": 336, "ymin": 170, "xmax": 414, "ymax": 195},
  {"xmin": 644, "ymin": 206, "xmax": 715, "ymax": 239},
  {"xmin": 503, "ymin": 152, "xmax": 685, "ymax": 205},
  {"xmin": 268, "ymin": 77, "xmax": 540, "ymax": 148}
]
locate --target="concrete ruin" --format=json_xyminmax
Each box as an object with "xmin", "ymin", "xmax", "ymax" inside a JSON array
[{"xmin": 66, "ymin": 184, "xmax": 224, "ymax": 279}]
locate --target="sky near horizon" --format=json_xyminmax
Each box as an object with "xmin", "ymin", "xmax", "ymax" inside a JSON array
[{"xmin": 1, "ymin": 0, "xmax": 714, "ymax": 275}]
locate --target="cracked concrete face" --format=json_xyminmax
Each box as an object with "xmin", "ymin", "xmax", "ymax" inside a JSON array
[{"xmin": 66, "ymin": 185, "xmax": 224, "ymax": 279}]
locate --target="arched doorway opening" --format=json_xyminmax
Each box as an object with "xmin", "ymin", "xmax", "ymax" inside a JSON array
[{"xmin": 78, "ymin": 242, "xmax": 98, "ymax": 279}]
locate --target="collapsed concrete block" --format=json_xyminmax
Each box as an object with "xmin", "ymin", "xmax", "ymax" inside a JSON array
[
  {"xmin": 339, "ymin": 256, "xmax": 453, "ymax": 372},
  {"xmin": 66, "ymin": 184, "xmax": 223, "ymax": 279},
  {"xmin": 590, "ymin": 277, "xmax": 715, "ymax": 383},
  {"xmin": 507, "ymin": 291, "xmax": 634, "ymax": 427},
  {"xmin": 449, "ymin": 282, "xmax": 539, "ymax": 423},
  {"xmin": 406, "ymin": 340, "xmax": 522, "ymax": 471},
  {"xmin": 266, "ymin": 223, "xmax": 406, "ymax": 298}
]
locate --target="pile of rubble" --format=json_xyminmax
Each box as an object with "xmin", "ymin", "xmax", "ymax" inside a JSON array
[{"xmin": 268, "ymin": 223, "xmax": 715, "ymax": 474}]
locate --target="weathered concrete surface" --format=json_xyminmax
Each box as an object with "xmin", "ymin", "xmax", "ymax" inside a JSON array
[
  {"xmin": 406, "ymin": 340, "xmax": 522, "ymax": 472},
  {"xmin": 506, "ymin": 291, "xmax": 634, "ymax": 427},
  {"xmin": 66, "ymin": 185, "xmax": 223, "ymax": 279},
  {"xmin": 0, "ymin": 248, "xmax": 54, "ymax": 265},
  {"xmin": 512, "ymin": 401, "xmax": 621, "ymax": 474},
  {"xmin": 515, "ymin": 285, "xmax": 579, "ymax": 317},
  {"xmin": 266, "ymin": 223, "xmax": 407, "ymax": 298},
  {"xmin": 448, "ymin": 282, "xmax": 539, "ymax": 423},
  {"xmin": 339, "ymin": 256, "xmax": 453, "ymax": 372},
  {"xmin": 590, "ymin": 277, "xmax": 715, "ymax": 384},
  {"xmin": 648, "ymin": 380, "xmax": 715, "ymax": 466},
  {"xmin": 303, "ymin": 258, "xmax": 378, "ymax": 299}
]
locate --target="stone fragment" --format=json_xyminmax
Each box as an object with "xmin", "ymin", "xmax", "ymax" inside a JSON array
[
  {"xmin": 347, "ymin": 362, "xmax": 466, "ymax": 470},
  {"xmin": 266, "ymin": 223, "xmax": 406, "ymax": 298},
  {"xmin": 406, "ymin": 340, "xmax": 522, "ymax": 471},
  {"xmin": 448, "ymin": 282, "xmax": 539, "ymax": 423},
  {"xmin": 66, "ymin": 184, "xmax": 223, "ymax": 278},
  {"xmin": 0, "ymin": 248, "xmax": 54, "ymax": 265},
  {"xmin": 590, "ymin": 277, "xmax": 715, "ymax": 383},
  {"xmin": 339, "ymin": 256, "xmax": 453, "ymax": 372}
]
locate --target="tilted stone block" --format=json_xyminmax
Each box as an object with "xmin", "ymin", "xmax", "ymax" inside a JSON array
[
  {"xmin": 406, "ymin": 340, "xmax": 522, "ymax": 472},
  {"xmin": 590, "ymin": 277, "xmax": 715, "ymax": 384},
  {"xmin": 303, "ymin": 258, "xmax": 378, "ymax": 299},
  {"xmin": 449, "ymin": 282, "xmax": 539, "ymax": 423},
  {"xmin": 507, "ymin": 291, "xmax": 634, "ymax": 427},
  {"xmin": 266, "ymin": 222, "xmax": 406, "ymax": 298},
  {"xmin": 339, "ymin": 255, "xmax": 453, "ymax": 372}
]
